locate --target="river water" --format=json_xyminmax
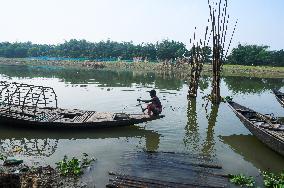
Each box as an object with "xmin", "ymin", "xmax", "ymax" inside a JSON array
[{"xmin": 0, "ymin": 64, "xmax": 283, "ymax": 187}]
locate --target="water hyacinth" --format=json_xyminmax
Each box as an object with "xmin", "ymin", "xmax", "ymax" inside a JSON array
[
  {"xmin": 56, "ymin": 153, "xmax": 96, "ymax": 176},
  {"xmin": 228, "ymin": 174, "xmax": 255, "ymax": 187}
]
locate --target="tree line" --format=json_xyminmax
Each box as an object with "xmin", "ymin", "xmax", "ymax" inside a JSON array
[
  {"xmin": 0, "ymin": 40, "xmax": 283, "ymax": 66},
  {"xmin": 0, "ymin": 39, "xmax": 189, "ymax": 61},
  {"xmin": 226, "ymin": 44, "xmax": 284, "ymax": 66}
]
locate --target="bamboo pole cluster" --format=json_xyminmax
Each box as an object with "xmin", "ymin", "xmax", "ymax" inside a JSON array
[
  {"xmin": 187, "ymin": 26, "xmax": 211, "ymax": 98},
  {"xmin": 208, "ymin": 0, "xmax": 237, "ymax": 103}
]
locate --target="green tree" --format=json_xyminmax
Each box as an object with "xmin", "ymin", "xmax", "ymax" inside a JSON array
[
  {"xmin": 156, "ymin": 39, "xmax": 188, "ymax": 61},
  {"xmin": 226, "ymin": 44, "xmax": 272, "ymax": 66}
]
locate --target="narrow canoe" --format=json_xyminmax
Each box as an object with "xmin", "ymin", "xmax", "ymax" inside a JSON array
[
  {"xmin": 272, "ymin": 89, "xmax": 284, "ymax": 107},
  {"xmin": 228, "ymin": 101, "xmax": 284, "ymax": 156},
  {"xmin": 0, "ymin": 104, "xmax": 164, "ymax": 129}
]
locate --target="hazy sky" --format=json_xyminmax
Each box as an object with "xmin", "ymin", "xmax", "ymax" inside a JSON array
[{"xmin": 0, "ymin": 0, "xmax": 283, "ymax": 50}]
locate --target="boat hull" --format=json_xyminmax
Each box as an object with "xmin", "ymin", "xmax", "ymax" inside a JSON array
[
  {"xmin": 0, "ymin": 106, "xmax": 164, "ymax": 129},
  {"xmin": 228, "ymin": 102, "xmax": 284, "ymax": 156},
  {"xmin": 273, "ymin": 89, "xmax": 284, "ymax": 108},
  {"xmin": 0, "ymin": 115, "xmax": 163, "ymax": 129}
]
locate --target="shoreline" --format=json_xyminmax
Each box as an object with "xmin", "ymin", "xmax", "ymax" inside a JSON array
[
  {"xmin": 0, "ymin": 165, "xmax": 86, "ymax": 188},
  {"xmin": 0, "ymin": 57, "xmax": 284, "ymax": 78}
]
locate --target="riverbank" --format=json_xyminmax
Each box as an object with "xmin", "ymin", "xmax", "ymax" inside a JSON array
[
  {"xmin": 0, "ymin": 165, "xmax": 86, "ymax": 188},
  {"xmin": 0, "ymin": 57, "xmax": 284, "ymax": 78},
  {"xmin": 0, "ymin": 153, "xmax": 96, "ymax": 187}
]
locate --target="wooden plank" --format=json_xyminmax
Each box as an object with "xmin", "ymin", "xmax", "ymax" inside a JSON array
[
  {"xmin": 86, "ymin": 112, "xmax": 114, "ymax": 123},
  {"xmin": 82, "ymin": 111, "xmax": 95, "ymax": 122},
  {"xmin": 108, "ymin": 172, "xmax": 226, "ymax": 188},
  {"xmin": 109, "ymin": 151, "xmax": 229, "ymax": 188}
]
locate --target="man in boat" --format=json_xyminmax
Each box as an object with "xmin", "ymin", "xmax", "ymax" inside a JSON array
[{"xmin": 137, "ymin": 90, "xmax": 162, "ymax": 116}]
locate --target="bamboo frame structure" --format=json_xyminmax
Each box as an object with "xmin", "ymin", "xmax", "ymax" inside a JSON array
[{"xmin": 0, "ymin": 81, "xmax": 58, "ymax": 116}]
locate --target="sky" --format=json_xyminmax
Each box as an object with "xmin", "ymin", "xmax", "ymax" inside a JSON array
[{"xmin": 0, "ymin": 0, "xmax": 283, "ymax": 50}]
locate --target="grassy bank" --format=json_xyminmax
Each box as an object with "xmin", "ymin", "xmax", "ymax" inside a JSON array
[{"xmin": 0, "ymin": 57, "xmax": 284, "ymax": 78}]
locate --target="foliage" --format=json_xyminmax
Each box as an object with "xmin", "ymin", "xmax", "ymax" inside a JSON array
[
  {"xmin": 222, "ymin": 96, "xmax": 233, "ymax": 102},
  {"xmin": 0, "ymin": 40, "xmax": 283, "ymax": 66},
  {"xmin": 0, "ymin": 153, "xmax": 7, "ymax": 161},
  {"xmin": 262, "ymin": 171, "xmax": 284, "ymax": 188},
  {"xmin": 187, "ymin": 46, "xmax": 212, "ymax": 64},
  {"xmin": 229, "ymin": 171, "xmax": 284, "ymax": 188},
  {"xmin": 226, "ymin": 44, "xmax": 284, "ymax": 66},
  {"xmin": 156, "ymin": 40, "xmax": 188, "ymax": 61},
  {"xmin": 228, "ymin": 174, "xmax": 255, "ymax": 187},
  {"xmin": 81, "ymin": 153, "xmax": 95, "ymax": 167},
  {"xmin": 56, "ymin": 156, "xmax": 81, "ymax": 176},
  {"xmin": 0, "ymin": 39, "xmax": 189, "ymax": 61},
  {"xmin": 56, "ymin": 153, "xmax": 96, "ymax": 176}
]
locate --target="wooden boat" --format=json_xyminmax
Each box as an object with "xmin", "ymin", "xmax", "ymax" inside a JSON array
[
  {"xmin": 228, "ymin": 101, "xmax": 284, "ymax": 156},
  {"xmin": 272, "ymin": 89, "xmax": 284, "ymax": 107},
  {"xmin": 0, "ymin": 81, "xmax": 164, "ymax": 129},
  {"xmin": 0, "ymin": 104, "xmax": 164, "ymax": 129}
]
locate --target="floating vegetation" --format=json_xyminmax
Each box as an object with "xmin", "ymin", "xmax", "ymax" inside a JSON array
[
  {"xmin": 223, "ymin": 96, "xmax": 233, "ymax": 102},
  {"xmin": 81, "ymin": 153, "xmax": 96, "ymax": 167},
  {"xmin": 228, "ymin": 174, "xmax": 255, "ymax": 187},
  {"xmin": 56, "ymin": 153, "xmax": 96, "ymax": 177},
  {"xmin": 0, "ymin": 154, "xmax": 7, "ymax": 161},
  {"xmin": 229, "ymin": 171, "xmax": 284, "ymax": 187},
  {"xmin": 262, "ymin": 171, "xmax": 284, "ymax": 188}
]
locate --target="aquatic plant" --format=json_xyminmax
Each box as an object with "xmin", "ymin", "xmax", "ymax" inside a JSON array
[
  {"xmin": 262, "ymin": 171, "xmax": 284, "ymax": 188},
  {"xmin": 228, "ymin": 174, "xmax": 255, "ymax": 187},
  {"xmin": 57, "ymin": 156, "xmax": 81, "ymax": 176},
  {"xmin": 222, "ymin": 96, "xmax": 233, "ymax": 102},
  {"xmin": 0, "ymin": 154, "xmax": 7, "ymax": 161},
  {"xmin": 56, "ymin": 153, "xmax": 96, "ymax": 176},
  {"xmin": 229, "ymin": 171, "xmax": 284, "ymax": 188},
  {"xmin": 81, "ymin": 153, "xmax": 96, "ymax": 167}
]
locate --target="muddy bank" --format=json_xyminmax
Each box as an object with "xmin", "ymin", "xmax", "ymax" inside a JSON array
[
  {"xmin": 0, "ymin": 165, "xmax": 86, "ymax": 188},
  {"xmin": 0, "ymin": 57, "xmax": 284, "ymax": 78}
]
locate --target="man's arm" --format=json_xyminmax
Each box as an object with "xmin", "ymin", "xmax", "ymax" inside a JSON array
[{"xmin": 137, "ymin": 99, "xmax": 152, "ymax": 103}]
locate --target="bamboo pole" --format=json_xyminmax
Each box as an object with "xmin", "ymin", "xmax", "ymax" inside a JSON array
[{"xmin": 207, "ymin": 0, "xmax": 237, "ymax": 104}]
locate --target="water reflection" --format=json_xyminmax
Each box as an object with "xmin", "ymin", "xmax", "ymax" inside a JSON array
[
  {"xmin": 0, "ymin": 138, "xmax": 58, "ymax": 157},
  {"xmin": 220, "ymin": 135, "xmax": 284, "ymax": 172},
  {"xmin": 224, "ymin": 76, "xmax": 284, "ymax": 94},
  {"xmin": 0, "ymin": 65, "xmax": 183, "ymax": 90},
  {"xmin": 184, "ymin": 98, "xmax": 199, "ymax": 150},
  {"xmin": 185, "ymin": 96, "xmax": 219, "ymax": 157},
  {"xmin": 198, "ymin": 76, "xmax": 210, "ymax": 91},
  {"xmin": 202, "ymin": 103, "xmax": 219, "ymax": 156},
  {"xmin": 0, "ymin": 125, "xmax": 161, "ymax": 157},
  {"xmin": 1, "ymin": 64, "xmax": 284, "ymax": 94}
]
